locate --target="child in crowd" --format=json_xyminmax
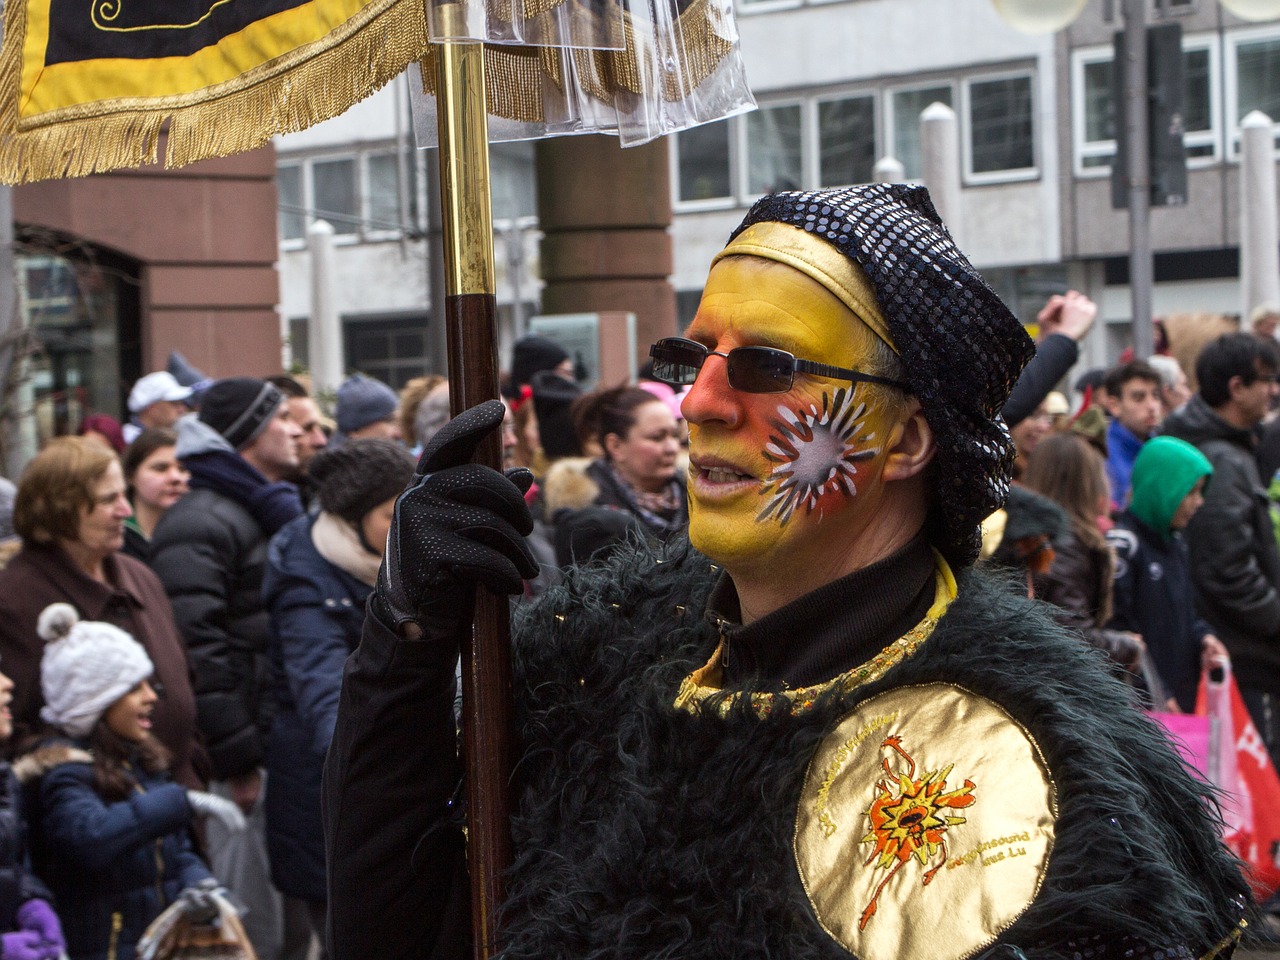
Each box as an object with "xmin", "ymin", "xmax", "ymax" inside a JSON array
[
  {"xmin": 18, "ymin": 604, "xmax": 243, "ymax": 960},
  {"xmin": 0, "ymin": 667, "xmax": 64, "ymax": 960},
  {"xmin": 1106, "ymin": 436, "xmax": 1229, "ymax": 712}
]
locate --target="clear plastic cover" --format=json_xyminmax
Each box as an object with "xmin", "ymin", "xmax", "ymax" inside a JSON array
[{"xmin": 414, "ymin": 0, "xmax": 755, "ymax": 148}]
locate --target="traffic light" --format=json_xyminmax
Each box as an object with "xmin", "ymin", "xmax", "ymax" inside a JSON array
[{"xmin": 1112, "ymin": 21, "xmax": 1188, "ymax": 209}]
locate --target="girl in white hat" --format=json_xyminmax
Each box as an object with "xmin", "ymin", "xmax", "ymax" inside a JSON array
[{"xmin": 17, "ymin": 604, "xmax": 243, "ymax": 960}]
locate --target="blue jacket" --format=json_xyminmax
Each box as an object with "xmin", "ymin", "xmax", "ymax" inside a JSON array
[
  {"xmin": 0, "ymin": 762, "xmax": 52, "ymax": 931},
  {"xmin": 1106, "ymin": 418, "xmax": 1147, "ymax": 511},
  {"xmin": 263, "ymin": 513, "xmax": 370, "ymax": 903},
  {"xmin": 21, "ymin": 742, "xmax": 210, "ymax": 960}
]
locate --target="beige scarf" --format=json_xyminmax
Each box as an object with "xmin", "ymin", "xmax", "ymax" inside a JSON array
[{"xmin": 311, "ymin": 512, "xmax": 381, "ymax": 587}]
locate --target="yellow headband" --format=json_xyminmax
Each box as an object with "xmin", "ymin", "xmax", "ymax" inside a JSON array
[{"xmin": 710, "ymin": 221, "xmax": 898, "ymax": 355}]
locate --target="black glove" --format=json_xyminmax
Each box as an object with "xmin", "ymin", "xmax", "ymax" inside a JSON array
[{"xmin": 372, "ymin": 400, "xmax": 538, "ymax": 635}]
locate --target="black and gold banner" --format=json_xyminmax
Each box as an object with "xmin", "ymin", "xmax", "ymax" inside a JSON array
[{"xmin": 0, "ymin": 0, "xmax": 429, "ymax": 182}]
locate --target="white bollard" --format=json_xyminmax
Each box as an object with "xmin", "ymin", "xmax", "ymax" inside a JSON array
[
  {"xmin": 920, "ymin": 102, "xmax": 964, "ymax": 244},
  {"xmin": 1241, "ymin": 111, "xmax": 1280, "ymax": 323},
  {"xmin": 307, "ymin": 219, "xmax": 345, "ymax": 397}
]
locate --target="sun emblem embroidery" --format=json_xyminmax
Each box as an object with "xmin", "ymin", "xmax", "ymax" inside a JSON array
[
  {"xmin": 758, "ymin": 386, "xmax": 880, "ymax": 525},
  {"xmin": 858, "ymin": 735, "xmax": 977, "ymax": 931}
]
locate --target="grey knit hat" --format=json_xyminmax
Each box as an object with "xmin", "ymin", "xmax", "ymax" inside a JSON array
[
  {"xmin": 728, "ymin": 185, "xmax": 1035, "ymax": 565},
  {"xmin": 336, "ymin": 374, "xmax": 399, "ymax": 435}
]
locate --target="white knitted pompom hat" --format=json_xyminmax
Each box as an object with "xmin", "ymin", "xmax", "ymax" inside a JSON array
[{"xmin": 37, "ymin": 603, "xmax": 154, "ymax": 739}]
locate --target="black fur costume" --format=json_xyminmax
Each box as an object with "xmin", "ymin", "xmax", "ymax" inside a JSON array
[{"xmin": 326, "ymin": 537, "xmax": 1248, "ymax": 960}]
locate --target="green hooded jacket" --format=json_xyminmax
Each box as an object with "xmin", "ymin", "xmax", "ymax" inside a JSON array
[{"xmin": 1128, "ymin": 435, "xmax": 1212, "ymax": 541}]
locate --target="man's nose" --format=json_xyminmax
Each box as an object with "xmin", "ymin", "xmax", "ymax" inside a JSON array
[{"xmin": 680, "ymin": 354, "xmax": 739, "ymax": 428}]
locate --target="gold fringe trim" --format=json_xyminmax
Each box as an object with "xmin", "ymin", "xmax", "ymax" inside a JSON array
[
  {"xmin": 0, "ymin": 0, "xmax": 428, "ymax": 184},
  {"xmin": 420, "ymin": 0, "xmax": 734, "ymax": 126}
]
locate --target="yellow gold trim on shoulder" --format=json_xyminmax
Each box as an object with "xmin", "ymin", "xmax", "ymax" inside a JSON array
[{"xmin": 795, "ymin": 683, "xmax": 1057, "ymax": 960}]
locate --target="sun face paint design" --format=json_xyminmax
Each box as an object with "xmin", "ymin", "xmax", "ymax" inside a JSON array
[{"xmin": 757, "ymin": 386, "xmax": 881, "ymax": 525}]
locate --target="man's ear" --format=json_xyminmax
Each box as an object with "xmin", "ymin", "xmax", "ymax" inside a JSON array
[
  {"xmin": 882, "ymin": 399, "xmax": 935, "ymax": 482},
  {"xmin": 1226, "ymin": 374, "xmax": 1246, "ymax": 401},
  {"xmin": 1101, "ymin": 391, "xmax": 1120, "ymax": 416}
]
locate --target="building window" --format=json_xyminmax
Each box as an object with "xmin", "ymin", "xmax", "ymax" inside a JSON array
[
  {"xmin": 1073, "ymin": 39, "xmax": 1217, "ymax": 175},
  {"xmin": 746, "ymin": 103, "xmax": 803, "ymax": 194},
  {"xmin": 889, "ymin": 84, "xmax": 953, "ymax": 180},
  {"xmin": 965, "ymin": 74, "xmax": 1035, "ymax": 178},
  {"xmin": 312, "ymin": 158, "xmax": 359, "ymax": 235},
  {"xmin": 676, "ymin": 120, "xmax": 733, "ymax": 203},
  {"xmin": 491, "ymin": 141, "xmax": 538, "ymax": 220},
  {"xmin": 366, "ymin": 153, "xmax": 402, "ymax": 234},
  {"xmin": 344, "ymin": 316, "xmax": 430, "ymax": 389},
  {"xmin": 1237, "ymin": 35, "xmax": 1280, "ymax": 119},
  {"xmin": 276, "ymin": 145, "xmax": 425, "ymax": 246},
  {"xmin": 1231, "ymin": 31, "xmax": 1280, "ymax": 154},
  {"xmin": 278, "ymin": 165, "xmax": 305, "ymax": 242},
  {"xmin": 818, "ymin": 94, "xmax": 877, "ymax": 187}
]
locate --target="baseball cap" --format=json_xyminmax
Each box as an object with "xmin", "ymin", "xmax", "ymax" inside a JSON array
[{"xmin": 128, "ymin": 371, "xmax": 192, "ymax": 414}]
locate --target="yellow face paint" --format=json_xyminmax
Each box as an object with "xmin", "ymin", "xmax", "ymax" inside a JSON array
[{"xmin": 682, "ymin": 256, "xmax": 904, "ymax": 576}]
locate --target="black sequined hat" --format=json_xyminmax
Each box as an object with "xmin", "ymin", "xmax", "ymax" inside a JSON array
[{"xmin": 728, "ymin": 184, "xmax": 1035, "ymax": 566}]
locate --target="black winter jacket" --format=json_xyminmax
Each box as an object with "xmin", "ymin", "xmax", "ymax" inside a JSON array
[
  {"xmin": 150, "ymin": 486, "xmax": 274, "ymax": 779},
  {"xmin": 1106, "ymin": 513, "xmax": 1211, "ymax": 712},
  {"xmin": 324, "ymin": 540, "xmax": 1247, "ymax": 960},
  {"xmin": 1030, "ymin": 527, "xmax": 1140, "ymax": 666},
  {"xmin": 1162, "ymin": 396, "xmax": 1280, "ymax": 691}
]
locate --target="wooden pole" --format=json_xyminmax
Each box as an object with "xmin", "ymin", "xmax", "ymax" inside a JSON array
[{"xmin": 433, "ymin": 18, "xmax": 515, "ymax": 960}]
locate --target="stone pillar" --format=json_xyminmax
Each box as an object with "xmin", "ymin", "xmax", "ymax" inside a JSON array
[
  {"xmin": 920, "ymin": 101, "xmax": 963, "ymax": 245},
  {"xmin": 1241, "ymin": 110, "xmax": 1280, "ymax": 319},
  {"xmin": 535, "ymin": 135, "xmax": 676, "ymax": 371}
]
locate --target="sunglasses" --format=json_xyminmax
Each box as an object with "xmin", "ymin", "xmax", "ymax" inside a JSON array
[{"xmin": 649, "ymin": 337, "xmax": 911, "ymax": 395}]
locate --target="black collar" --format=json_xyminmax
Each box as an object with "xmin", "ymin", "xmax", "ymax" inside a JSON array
[{"xmin": 708, "ymin": 533, "xmax": 936, "ymax": 690}]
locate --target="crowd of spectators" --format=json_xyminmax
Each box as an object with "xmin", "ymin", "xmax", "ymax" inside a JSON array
[
  {"xmin": 0, "ymin": 331, "xmax": 700, "ymax": 960},
  {"xmin": 2, "ymin": 305, "xmax": 1280, "ymax": 956}
]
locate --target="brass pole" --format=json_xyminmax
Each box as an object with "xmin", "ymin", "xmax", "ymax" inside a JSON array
[{"xmin": 434, "ymin": 15, "xmax": 515, "ymax": 960}]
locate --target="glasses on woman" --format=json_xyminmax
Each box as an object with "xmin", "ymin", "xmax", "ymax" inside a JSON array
[{"xmin": 649, "ymin": 337, "xmax": 911, "ymax": 395}]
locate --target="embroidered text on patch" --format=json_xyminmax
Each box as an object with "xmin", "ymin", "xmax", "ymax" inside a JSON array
[{"xmin": 858, "ymin": 735, "xmax": 976, "ymax": 931}]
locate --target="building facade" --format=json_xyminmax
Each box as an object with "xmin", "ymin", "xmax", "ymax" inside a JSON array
[{"xmin": 272, "ymin": 0, "xmax": 1280, "ymax": 384}]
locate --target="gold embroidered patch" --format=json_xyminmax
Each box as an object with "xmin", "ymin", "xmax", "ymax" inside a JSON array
[{"xmin": 795, "ymin": 683, "xmax": 1056, "ymax": 960}]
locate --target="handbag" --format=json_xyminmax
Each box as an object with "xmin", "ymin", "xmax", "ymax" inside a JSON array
[
  {"xmin": 137, "ymin": 892, "xmax": 259, "ymax": 960},
  {"xmin": 1194, "ymin": 661, "xmax": 1280, "ymax": 901}
]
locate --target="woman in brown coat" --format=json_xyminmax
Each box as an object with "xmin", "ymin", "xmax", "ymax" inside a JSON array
[
  {"xmin": 1023, "ymin": 431, "xmax": 1144, "ymax": 672},
  {"xmin": 0, "ymin": 437, "xmax": 203, "ymax": 787}
]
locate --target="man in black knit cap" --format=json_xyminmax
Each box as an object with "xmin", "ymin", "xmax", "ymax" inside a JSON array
[
  {"xmin": 326, "ymin": 186, "xmax": 1248, "ymax": 960},
  {"xmin": 152, "ymin": 376, "xmax": 304, "ymax": 956}
]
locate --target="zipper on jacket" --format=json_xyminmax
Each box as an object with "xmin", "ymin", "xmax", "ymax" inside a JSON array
[
  {"xmin": 108, "ymin": 911, "xmax": 122, "ymax": 960},
  {"xmin": 127, "ymin": 761, "xmax": 169, "ymax": 906}
]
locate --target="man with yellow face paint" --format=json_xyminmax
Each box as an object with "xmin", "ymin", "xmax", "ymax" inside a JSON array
[{"xmin": 325, "ymin": 185, "xmax": 1248, "ymax": 960}]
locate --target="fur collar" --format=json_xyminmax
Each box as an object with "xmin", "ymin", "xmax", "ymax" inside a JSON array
[
  {"xmin": 311, "ymin": 512, "xmax": 380, "ymax": 587},
  {"xmin": 13, "ymin": 743, "xmax": 92, "ymax": 784}
]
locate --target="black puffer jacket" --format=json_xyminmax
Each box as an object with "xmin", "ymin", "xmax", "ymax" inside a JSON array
[
  {"xmin": 1162, "ymin": 395, "xmax": 1280, "ymax": 691},
  {"xmin": 150, "ymin": 484, "xmax": 274, "ymax": 779}
]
